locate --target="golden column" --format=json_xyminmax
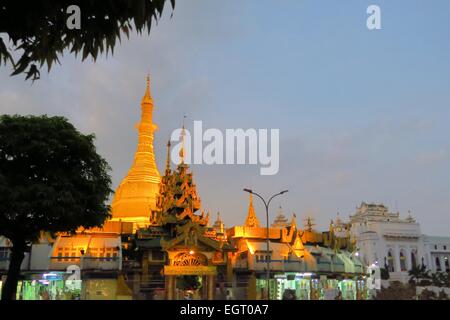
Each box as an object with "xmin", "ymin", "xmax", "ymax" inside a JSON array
[
  {"xmin": 110, "ymin": 76, "xmax": 161, "ymax": 230},
  {"xmin": 207, "ymin": 275, "xmax": 216, "ymax": 300}
]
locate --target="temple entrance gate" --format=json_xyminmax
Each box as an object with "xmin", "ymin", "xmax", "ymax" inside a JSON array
[{"xmin": 164, "ymin": 252, "xmax": 217, "ymax": 300}]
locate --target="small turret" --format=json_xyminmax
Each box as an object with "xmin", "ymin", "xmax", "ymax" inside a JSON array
[
  {"xmin": 244, "ymin": 193, "xmax": 260, "ymax": 228},
  {"xmin": 272, "ymin": 206, "xmax": 288, "ymax": 228}
]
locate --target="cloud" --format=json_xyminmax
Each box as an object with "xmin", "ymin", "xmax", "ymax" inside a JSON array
[{"xmin": 1, "ymin": 0, "xmax": 450, "ymax": 235}]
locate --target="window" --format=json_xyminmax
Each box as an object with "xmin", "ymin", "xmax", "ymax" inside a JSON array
[
  {"xmin": 444, "ymin": 246, "xmax": 447, "ymax": 250},
  {"xmin": 399, "ymin": 250, "xmax": 407, "ymax": 271},
  {"xmin": 256, "ymin": 254, "xmax": 267, "ymax": 262},
  {"xmin": 411, "ymin": 251, "xmax": 417, "ymax": 269},
  {"xmin": 445, "ymin": 257, "xmax": 449, "ymax": 272},
  {"xmin": 436, "ymin": 257, "xmax": 441, "ymax": 272},
  {"xmin": 387, "ymin": 250, "xmax": 395, "ymax": 272},
  {"xmin": 435, "ymin": 245, "xmax": 438, "ymax": 250},
  {"xmin": 0, "ymin": 247, "xmax": 10, "ymax": 260}
]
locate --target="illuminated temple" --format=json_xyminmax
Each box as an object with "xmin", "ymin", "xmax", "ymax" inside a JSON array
[
  {"xmin": 110, "ymin": 76, "xmax": 161, "ymax": 230},
  {"xmin": 0, "ymin": 76, "xmax": 370, "ymax": 300},
  {"xmin": 226, "ymin": 196, "xmax": 367, "ymax": 300}
]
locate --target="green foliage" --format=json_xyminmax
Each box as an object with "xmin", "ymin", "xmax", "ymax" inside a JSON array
[
  {"xmin": 0, "ymin": 115, "xmax": 113, "ymax": 242},
  {"xmin": 408, "ymin": 264, "xmax": 430, "ymax": 284},
  {"xmin": 0, "ymin": 0, "xmax": 175, "ymax": 80},
  {"xmin": 176, "ymin": 275, "xmax": 202, "ymax": 291}
]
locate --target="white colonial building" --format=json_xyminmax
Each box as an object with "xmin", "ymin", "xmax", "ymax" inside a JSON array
[
  {"xmin": 423, "ymin": 236, "xmax": 450, "ymax": 273},
  {"xmin": 349, "ymin": 202, "xmax": 450, "ymax": 283}
]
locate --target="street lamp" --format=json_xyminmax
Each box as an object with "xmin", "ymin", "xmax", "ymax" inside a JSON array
[{"xmin": 243, "ymin": 188, "xmax": 288, "ymax": 300}]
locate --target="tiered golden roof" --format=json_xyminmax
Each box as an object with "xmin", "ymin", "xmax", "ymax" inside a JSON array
[{"xmin": 155, "ymin": 138, "xmax": 208, "ymax": 226}]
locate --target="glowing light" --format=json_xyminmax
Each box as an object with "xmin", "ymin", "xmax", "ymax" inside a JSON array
[
  {"xmin": 43, "ymin": 273, "xmax": 57, "ymax": 277},
  {"xmin": 189, "ymin": 250, "xmax": 194, "ymax": 255},
  {"xmin": 42, "ymin": 273, "xmax": 59, "ymax": 280},
  {"xmin": 246, "ymin": 240, "xmax": 255, "ymax": 255}
]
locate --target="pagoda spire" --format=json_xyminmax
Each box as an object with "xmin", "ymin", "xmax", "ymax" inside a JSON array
[
  {"xmin": 304, "ymin": 216, "xmax": 315, "ymax": 231},
  {"xmin": 165, "ymin": 139, "xmax": 171, "ymax": 174},
  {"xmin": 142, "ymin": 74, "xmax": 151, "ymax": 102},
  {"xmin": 179, "ymin": 115, "xmax": 187, "ymax": 164},
  {"xmin": 290, "ymin": 213, "xmax": 297, "ymax": 228},
  {"xmin": 213, "ymin": 212, "xmax": 225, "ymax": 234},
  {"xmin": 110, "ymin": 75, "xmax": 161, "ymax": 229},
  {"xmin": 245, "ymin": 193, "xmax": 260, "ymax": 227}
]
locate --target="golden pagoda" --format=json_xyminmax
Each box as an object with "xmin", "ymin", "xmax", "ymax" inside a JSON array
[{"xmin": 110, "ymin": 76, "xmax": 161, "ymax": 229}]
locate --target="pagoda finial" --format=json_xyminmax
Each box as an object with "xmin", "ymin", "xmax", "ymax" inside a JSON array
[
  {"xmin": 304, "ymin": 216, "xmax": 315, "ymax": 231},
  {"xmin": 165, "ymin": 140, "xmax": 171, "ymax": 174},
  {"xmin": 290, "ymin": 213, "xmax": 297, "ymax": 228},
  {"xmin": 141, "ymin": 74, "xmax": 152, "ymax": 104},
  {"xmin": 179, "ymin": 115, "xmax": 187, "ymax": 164},
  {"xmin": 145, "ymin": 74, "xmax": 151, "ymax": 96},
  {"xmin": 245, "ymin": 193, "xmax": 260, "ymax": 227}
]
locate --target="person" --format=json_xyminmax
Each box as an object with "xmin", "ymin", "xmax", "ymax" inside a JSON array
[
  {"xmin": 282, "ymin": 289, "xmax": 296, "ymax": 300},
  {"xmin": 335, "ymin": 288, "xmax": 342, "ymax": 300},
  {"xmin": 184, "ymin": 292, "xmax": 192, "ymax": 300}
]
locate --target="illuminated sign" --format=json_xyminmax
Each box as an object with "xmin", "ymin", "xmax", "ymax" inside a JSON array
[{"xmin": 164, "ymin": 265, "xmax": 217, "ymax": 276}]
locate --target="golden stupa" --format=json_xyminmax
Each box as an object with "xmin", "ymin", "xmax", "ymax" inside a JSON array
[{"xmin": 110, "ymin": 76, "xmax": 161, "ymax": 229}]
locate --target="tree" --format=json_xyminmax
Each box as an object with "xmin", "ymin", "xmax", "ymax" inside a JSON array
[
  {"xmin": 0, "ymin": 115, "xmax": 112, "ymax": 300},
  {"xmin": 408, "ymin": 264, "xmax": 429, "ymax": 284},
  {"xmin": 0, "ymin": 0, "xmax": 175, "ymax": 81}
]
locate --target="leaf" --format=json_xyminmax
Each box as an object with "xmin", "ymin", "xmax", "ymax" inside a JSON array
[{"xmin": 3, "ymin": 0, "xmax": 175, "ymax": 81}]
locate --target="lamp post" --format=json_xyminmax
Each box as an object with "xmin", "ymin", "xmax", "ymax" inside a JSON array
[{"xmin": 243, "ymin": 188, "xmax": 288, "ymax": 300}]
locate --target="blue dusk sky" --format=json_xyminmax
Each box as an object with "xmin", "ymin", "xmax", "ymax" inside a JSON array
[{"xmin": 1, "ymin": 0, "xmax": 449, "ymax": 235}]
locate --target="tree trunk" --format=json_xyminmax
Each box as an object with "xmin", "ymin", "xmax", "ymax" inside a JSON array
[{"xmin": 1, "ymin": 240, "xmax": 26, "ymax": 300}]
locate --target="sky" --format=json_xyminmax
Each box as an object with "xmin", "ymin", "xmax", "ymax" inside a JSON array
[{"xmin": 1, "ymin": 0, "xmax": 449, "ymax": 235}]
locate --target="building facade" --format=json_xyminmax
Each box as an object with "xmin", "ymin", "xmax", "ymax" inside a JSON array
[
  {"xmin": 350, "ymin": 202, "xmax": 450, "ymax": 283},
  {"xmin": 2, "ymin": 77, "xmax": 450, "ymax": 300},
  {"xmin": 0, "ymin": 222, "xmax": 132, "ymax": 300},
  {"xmin": 226, "ymin": 196, "xmax": 367, "ymax": 300}
]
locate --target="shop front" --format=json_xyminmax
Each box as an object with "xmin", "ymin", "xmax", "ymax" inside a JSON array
[
  {"xmin": 0, "ymin": 272, "xmax": 82, "ymax": 300},
  {"xmin": 0, "ymin": 272, "xmax": 127, "ymax": 300},
  {"xmin": 270, "ymin": 272, "xmax": 366, "ymax": 300}
]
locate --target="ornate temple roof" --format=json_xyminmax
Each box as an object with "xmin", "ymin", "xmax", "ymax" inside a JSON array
[
  {"xmin": 135, "ymin": 133, "xmax": 234, "ymax": 253},
  {"xmin": 271, "ymin": 206, "xmax": 289, "ymax": 228},
  {"xmin": 350, "ymin": 202, "xmax": 417, "ymax": 224}
]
